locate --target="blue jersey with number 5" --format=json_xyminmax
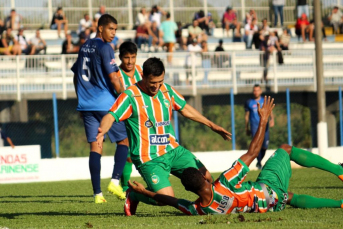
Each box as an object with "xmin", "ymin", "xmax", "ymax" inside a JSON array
[{"xmin": 71, "ymin": 37, "xmax": 119, "ymax": 111}]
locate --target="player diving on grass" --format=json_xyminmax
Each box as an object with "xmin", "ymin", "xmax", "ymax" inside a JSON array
[
  {"xmin": 96, "ymin": 57, "xmax": 232, "ymax": 215},
  {"xmin": 72, "ymin": 14, "xmax": 129, "ymax": 203},
  {"xmin": 128, "ymin": 96, "xmax": 343, "ymax": 215}
]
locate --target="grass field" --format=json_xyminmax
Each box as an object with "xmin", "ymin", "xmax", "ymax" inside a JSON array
[{"xmin": 1, "ymin": 168, "xmax": 343, "ymax": 228}]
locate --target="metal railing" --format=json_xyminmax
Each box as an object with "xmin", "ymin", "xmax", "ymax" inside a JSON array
[
  {"xmin": 0, "ymin": 0, "xmax": 342, "ymax": 29},
  {"xmin": 1, "ymin": 49, "xmax": 343, "ymax": 101}
]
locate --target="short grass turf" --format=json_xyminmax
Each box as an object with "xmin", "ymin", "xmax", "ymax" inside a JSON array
[{"xmin": 1, "ymin": 168, "xmax": 343, "ymax": 228}]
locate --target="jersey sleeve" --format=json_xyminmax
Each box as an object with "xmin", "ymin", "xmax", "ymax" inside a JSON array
[
  {"xmin": 219, "ymin": 159, "xmax": 250, "ymax": 189},
  {"xmin": 244, "ymin": 100, "xmax": 250, "ymax": 112},
  {"xmin": 177, "ymin": 199, "xmax": 198, "ymax": 215},
  {"xmin": 108, "ymin": 93, "xmax": 133, "ymax": 122},
  {"xmin": 100, "ymin": 44, "xmax": 119, "ymax": 75},
  {"xmin": 169, "ymin": 86, "xmax": 186, "ymax": 111}
]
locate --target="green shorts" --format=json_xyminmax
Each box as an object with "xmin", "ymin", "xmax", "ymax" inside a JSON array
[
  {"xmin": 256, "ymin": 148, "xmax": 292, "ymax": 212},
  {"xmin": 137, "ymin": 146, "xmax": 205, "ymax": 192}
]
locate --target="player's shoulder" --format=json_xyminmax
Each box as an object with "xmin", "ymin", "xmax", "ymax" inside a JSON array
[
  {"xmin": 245, "ymin": 98, "xmax": 254, "ymax": 106},
  {"xmin": 124, "ymin": 84, "xmax": 139, "ymax": 96}
]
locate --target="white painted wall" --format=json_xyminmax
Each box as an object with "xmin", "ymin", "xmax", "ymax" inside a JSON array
[{"xmin": 1, "ymin": 145, "xmax": 343, "ymax": 184}]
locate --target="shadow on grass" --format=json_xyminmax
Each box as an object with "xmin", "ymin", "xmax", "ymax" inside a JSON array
[
  {"xmin": 0, "ymin": 195, "xmax": 90, "ymax": 198},
  {"xmin": 0, "ymin": 211, "xmax": 124, "ymax": 219}
]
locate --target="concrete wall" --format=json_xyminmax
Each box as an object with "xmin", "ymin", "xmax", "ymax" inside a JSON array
[{"xmin": 1, "ymin": 145, "xmax": 342, "ymax": 184}]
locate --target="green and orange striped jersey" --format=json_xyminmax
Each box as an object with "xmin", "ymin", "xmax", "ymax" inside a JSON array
[
  {"xmin": 118, "ymin": 65, "xmax": 142, "ymax": 90},
  {"xmin": 177, "ymin": 159, "xmax": 269, "ymax": 215},
  {"xmin": 109, "ymin": 83, "xmax": 186, "ymax": 166}
]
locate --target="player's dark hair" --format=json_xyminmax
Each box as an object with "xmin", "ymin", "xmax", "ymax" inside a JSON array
[
  {"xmin": 166, "ymin": 12, "xmax": 171, "ymax": 19},
  {"xmin": 119, "ymin": 41, "xmax": 138, "ymax": 57},
  {"xmin": 253, "ymin": 84, "xmax": 260, "ymax": 88},
  {"xmin": 98, "ymin": 14, "xmax": 117, "ymax": 28},
  {"xmin": 142, "ymin": 57, "xmax": 165, "ymax": 77},
  {"xmin": 181, "ymin": 168, "xmax": 205, "ymax": 193}
]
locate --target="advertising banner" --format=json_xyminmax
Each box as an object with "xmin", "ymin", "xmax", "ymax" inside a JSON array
[{"xmin": 0, "ymin": 145, "xmax": 41, "ymax": 184}]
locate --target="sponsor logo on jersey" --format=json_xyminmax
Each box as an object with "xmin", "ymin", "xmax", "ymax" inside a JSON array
[
  {"xmin": 145, "ymin": 120, "xmax": 153, "ymax": 128},
  {"xmin": 155, "ymin": 120, "xmax": 170, "ymax": 127},
  {"xmin": 149, "ymin": 134, "xmax": 170, "ymax": 145},
  {"xmin": 163, "ymin": 99, "xmax": 170, "ymax": 108},
  {"xmin": 151, "ymin": 174, "xmax": 160, "ymax": 184}
]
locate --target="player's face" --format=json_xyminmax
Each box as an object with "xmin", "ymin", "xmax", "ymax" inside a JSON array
[
  {"xmin": 120, "ymin": 53, "xmax": 137, "ymax": 72},
  {"xmin": 142, "ymin": 73, "xmax": 165, "ymax": 96},
  {"xmin": 100, "ymin": 22, "xmax": 117, "ymax": 43},
  {"xmin": 253, "ymin": 86, "xmax": 262, "ymax": 99}
]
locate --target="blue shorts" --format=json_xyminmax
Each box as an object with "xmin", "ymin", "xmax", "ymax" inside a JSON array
[
  {"xmin": 81, "ymin": 111, "xmax": 127, "ymax": 143},
  {"xmin": 251, "ymin": 127, "xmax": 269, "ymax": 149}
]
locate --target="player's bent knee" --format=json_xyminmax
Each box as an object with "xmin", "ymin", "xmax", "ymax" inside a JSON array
[{"xmin": 279, "ymin": 144, "xmax": 292, "ymax": 154}]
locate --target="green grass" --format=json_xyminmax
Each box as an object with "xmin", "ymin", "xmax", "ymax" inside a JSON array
[{"xmin": 1, "ymin": 168, "xmax": 342, "ymax": 228}]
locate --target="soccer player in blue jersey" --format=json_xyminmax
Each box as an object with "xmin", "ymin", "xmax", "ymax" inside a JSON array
[
  {"xmin": 245, "ymin": 84, "xmax": 274, "ymax": 170},
  {"xmin": 72, "ymin": 14, "xmax": 128, "ymax": 203}
]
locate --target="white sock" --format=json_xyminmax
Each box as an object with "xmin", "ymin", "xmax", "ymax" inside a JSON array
[
  {"xmin": 94, "ymin": 192, "xmax": 103, "ymax": 197},
  {"xmin": 111, "ymin": 179, "xmax": 120, "ymax": 185}
]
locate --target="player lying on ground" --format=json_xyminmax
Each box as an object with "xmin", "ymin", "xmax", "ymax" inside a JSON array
[
  {"xmin": 96, "ymin": 57, "xmax": 232, "ymax": 216},
  {"xmin": 129, "ymin": 96, "xmax": 343, "ymax": 214}
]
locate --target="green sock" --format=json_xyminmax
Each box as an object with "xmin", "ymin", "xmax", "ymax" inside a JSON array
[
  {"xmin": 121, "ymin": 162, "xmax": 133, "ymax": 192},
  {"xmin": 130, "ymin": 189, "xmax": 158, "ymax": 205},
  {"xmin": 290, "ymin": 147, "xmax": 343, "ymax": 176},
  {"xmin": 290, "ymin": 193, "xmax": 342, "ymax": 208}
]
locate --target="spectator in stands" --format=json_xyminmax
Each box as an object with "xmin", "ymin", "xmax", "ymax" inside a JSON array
[
  {"xmin": 214, "ymin": 39, "xmax": 229, "ymax": 68},
  {"xmin": 261, "ymin": 18, "xmax": 270, "ymax": 33},
  {"xmin": 5, "ymin": 9, "xmax": 22, "ymax": 31},
  {"xmin": 200, "ymin": 40, "xmax": 211, "ymax": 85},
  {"xmin": 185, "ymin": 38, "xmax": 202, "ymax": 85},
  {"xmin": 0, "ymin": 19, "xmax": 6, "ymax": 35},
  {"xmin": 30, "ymin": 29, "xmax": 47, "ymax": 54},
  {"xmin": 109, "ymin": 35, "xmax": 123, "ymax": 51},
  {"xmin": 94, "ymin": 5, "xmax": 106, "ymax": 19},
  {"xmin": 160, "ymin": 12, "xmax": 177, "ymax": 64},
  {"xmin": 135, "ymin": 23, "xmax": 150, "ymax": 50},
  {"xmin": 193, "ymin": 10, "xmax": 212, "ymax": 35},
  {"xmin": 0, "ymin": 128, "xmax": 15, "ymax": 148},
  {"xmin": 297, "ymin": 0, "xmax": 309, "ymax": 18},
  {"xmin": 149, "ymin": 21, "xmax": 163, "ymax": 52},
  {"xmin": 188, "ymin": 20, "xmax": 207, "ymax": 44},
  {"xmin": 295, "ymin": 13, "xmax": 312, "ymax": 42},
  {"xmin": 244, "ymin": 18, "xmax": 258, "ymax": 49},
  {"xmin": 61, "ymin": 33, "xmax": 78, "ymax": 54},
  {"xmin": 83, "ymin": 28, "xmax": 91, "ymax": 40},
  {"xmin": 245, "ymin": 9, "xmax": 258, "ymax": 24},
  {"xmin": 135, "ymin": 7, "xmax": 149, "ymax": 28},
  {"xmin": 279, "ymin": 27, "xmax": 291, "ymax": 50},
  {"xmin": 15, "ymin": 28, "xmax": 35, "ymax": 55},
  {"xmin": 91, "ymin": 14, "xmax": 101, "ymax": 36},
  {"xmin": 50, "ymin": 7, "xmax": 68, "ymax": 38},
  {"xmin": 78, "ymin": 13, "xmax": 92, "ymax": 34},
  {"xmin": 222, "ymin": 7, "xmax": 241, "ymax": 39},
  {"xmin": 260, "ymin": 32, "xmax": 281, "ymax": 82},
  {"xmin": 252, "ymin": 18, "xmax": 270, "ymax": 49},
  {"xmin": 175, "ymin": 22, "xmax": 187, "ymax": 50},
  {"xmin": 149, "ymin": 5, "xmax": 166, "ymax": 28},
  {"xmin": 309, "ymin": 20, "xmax": 328, "ymax": 41},
  {"xmin": 272, "ymin": 0, "xmax": 285, "ymax": 27},
  {"xmin": 0, "ymin": 27, "xmax": 21, "ymax": 55},
  {"xmin": 328, "ymin": 6, "xmax": 342, "ymax": 34}
]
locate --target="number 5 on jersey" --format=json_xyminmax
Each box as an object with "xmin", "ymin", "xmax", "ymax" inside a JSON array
[{"xmin": 82, "ymin": 57, "xmax": 91, "ymax": 81}]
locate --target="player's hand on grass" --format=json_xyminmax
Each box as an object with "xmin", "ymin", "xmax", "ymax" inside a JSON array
[
  {"xmin": 257, "ymin": 96, "xmax": 275, "ymax": 122},
  {"xmin": 128, "ymin": 180, "xmax": 146, "ymax": 194},
  {"xmin": 210, "ymin": 123, "xmax": 232, "ymax": 141},
  {"xmin": 96, "ymin": 127, "xmax": 105, "ymax": 149}
]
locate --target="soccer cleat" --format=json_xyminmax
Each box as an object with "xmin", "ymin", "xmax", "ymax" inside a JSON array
[
  {"xmin": 107, "ymin": 182, "xmax": 126, "ymax": 200},
  {"xmin": 124, "ymin": 188, "xmax": 139, "ymax": 216},
  {"xmin": 338, "ymin": 163, "xmax": 343, "ymax": 181},
  {"xmin": 94, "ymin": 194, "xmax": 107, "ymax": 204}
]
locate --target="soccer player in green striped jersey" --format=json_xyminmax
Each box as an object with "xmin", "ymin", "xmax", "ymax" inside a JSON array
[
  {"xmin": 129, "ymin": 97, "xmax": 343, "ymax": 215},
  {"xmin": 96, "ymin": 57, "xmax": 232, "ymax": 215}
]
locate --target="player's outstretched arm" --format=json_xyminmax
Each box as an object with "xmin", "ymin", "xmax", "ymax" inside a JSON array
[
  {"xmin": 109, "ymin": 72, "xmax": 125, "ymax": 94},
  {"xmin": 179, "ymin": 104, "xmax": 232, "ymax": 141},
  {"xmin": 240, "ymin": 96, "xmax": 275, "ymax": 167},
  {"xmin": 128, "ymin": 181, "xmax": 179, "ymax": 208},
  {"xmin": 96, "ymin": 113, "xmax": 115, "ymax": 148}
]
